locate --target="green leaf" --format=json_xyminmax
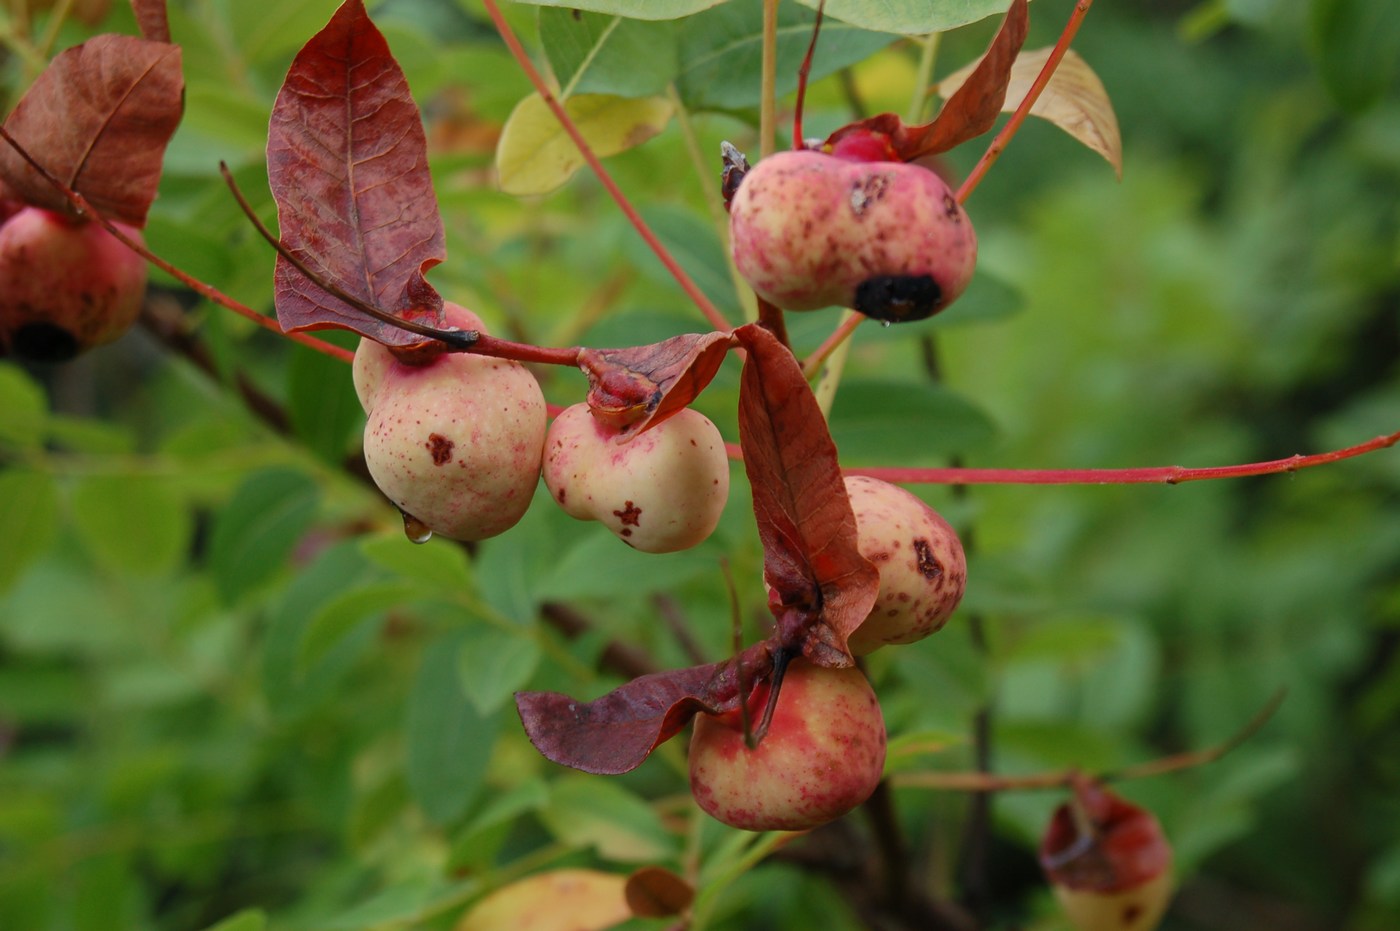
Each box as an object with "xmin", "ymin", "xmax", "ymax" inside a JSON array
[
  {"xmin": 208, "ymin": 467, "xmax": 320, "ymax": 604},
  {"xmin": 0, "ymin": 362, "xmax": 47, "ymax": 449},
  {"xmin": 297, "ymin": 580, "xmax": 421, "ymax": 675},
  {"xmin": 287, "ymin": 343, "xmax": 362, "ymax": 465},
  {"xmin": 359, "ymin": 532, "xmax": 473, "ymax": 592},
  {"xmin": 69, "ymin": 473, "xmax": 190, "ymax": 576},
  {"xmin": 198, "ymin": 909, "xmax": 266, "ymax": 931},
  {"xmin": 516, "ymin": 0, "xmax": 726, "ymax": 19},
  {"xmin": 457, "ymin": 625, "xmax": 542, "ymax": 715},
  {"xmin": 918, "ymin": 269, "xmax": 1025, "ymax": 329},
  {"xmin": 1002, "ymin": 615, "xmax": 1125, "ymax": 666},
  {"xmin": 622, "ymin": 205, "xmax": 736, "ymax": 316},
  {"xmin": 1308, "ymin": 0, "xmax": 1400, "ymax": 113},
  {"xmin": 792, "ymin": 0, "xmax": 1032, "ymax": 36},
  {"xmin": 406, "ymin": 634, "xmax": 501, "ymax": 825},
  {"xmin": 540, "ymin": 9, "xmax": 680, "ymax": 98},
  {"xmin": 497, "ymin": 92, "xmax": 675, "ymax": 195},
  {"xmin": 676, "ymin": 4, "xmax": 896, "ymax": 111},
  {"xmin": 539, "ymin": 774, "xmax": 677, "ymax": 862},
  {"xmin": 827, "ymin": 379, "xmax": 997, "ymax": 465},
  {"xmin": 0, "ymin": 470, "xmax": 58, "ymax": 594},
  {"xmin": 538, "ymin": 527, "xmax": 718, "ymax": 601}
]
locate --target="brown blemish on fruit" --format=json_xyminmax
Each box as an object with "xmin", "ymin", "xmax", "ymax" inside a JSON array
[
  {"xmin": 913, "ymin": 538, "xmax": 942, "ymax": 580},
  {"xmin": 426, "ymin": 432, "xmax": 454, "ymax": 465},
  {"xmin": 943, "ymin": 191, "xmax": 960, "ymax": 219},
  {"xmin": 849, "ymin": 174, "xmax": 890, "ymax": 216},
  {"xmin": 614, "ymin": 501, "xmax": 642, "ymax": 527},
  {"xmin": 1121, "ymin": 904, "xmax": 1142, "ymax": 925}
]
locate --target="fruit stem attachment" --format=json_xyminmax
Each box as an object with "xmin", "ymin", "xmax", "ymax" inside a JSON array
[
  {"xmin": 957, "ymin": 0, "xmax": 1096, "ymax": 203},
  {"xmin": 218, "ymin": 164, "xmax": 478, "ymax": 351},
  {"xmin": 0, "ymin": 127, "xmax": 351, "ymax": 363},
  {"xmin": 481, "ymin": 0, "xmax": 733, "ymax": 333},
  {"xmin": 746, "ymin": 647, "xmax": 793, "ymax": 749}
]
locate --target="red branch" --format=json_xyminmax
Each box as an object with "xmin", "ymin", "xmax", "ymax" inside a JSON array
[
  {"xmin": 958, "ymin": 0, "xmax": 1095, "ymax": 203},
  {"xmin": 481, "ymin": 0, "xmax": 732, "ymax": 333}
]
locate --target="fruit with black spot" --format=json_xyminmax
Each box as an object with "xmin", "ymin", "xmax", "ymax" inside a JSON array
[
  {"xmin": 1039, "ymin": 778, "xmax": 1174, "ymax": 931},
  {"xmin": 728, "ymin": 149, "xmax": 976, "ymax": 322},
  {"xmin": 0, "ymin": 206, "xmax": 147, "ymax": 362},
  {"xmin": 361, "ymin": 315, "xmax": 545, "ymax": 541},
  {"xmin": 542, "ymin": 402, "xmax": 729, "ymax": 553},
  {"xmin": 843, "ymin": 475, "xmax": 966, "ymax": 654},
  {"xmin": 688, "ymin": 657, "xmax": 886, "ymax": 831}
]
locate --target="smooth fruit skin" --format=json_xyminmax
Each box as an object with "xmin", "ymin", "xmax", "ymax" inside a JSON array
[
  {"xmin": 1052, "ymin": 871, "xmax": 1173, "ymax": 931},
  {"xmin": 0, "ymin": 206, "xmax": 147, "ymax": 362},
  {"xmin": 844, "ymin": 476, "xmax": 966, "ymax": 655},
  {"xmin": 542, "ymin": 402, "xmax": 729, "ymax": 553},
  {"xmin": 353, "ymin": 302, "xmax": 486, "ymax": 413},
  {"xmin": 363, "ymin": 347, "xmax": 546, "ymax": 541},
  {"xmin": 728, "ymin": 149, "xmax": 976, "ymax": 321},
  {"xmin": 688, "ymin": 659, "xmax": 886, "ymax": 832}
]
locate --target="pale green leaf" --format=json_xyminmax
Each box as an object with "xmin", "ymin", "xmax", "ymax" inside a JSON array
[
  {"xmin": 539, "ymin": 775, "xmax": 676, "ymax": 862},
  {"xmin": 515, "ymin": 0, "xmax": 725, "ymax": 19},
  {"xmin": 540, "ymin": 9, "xmax": 679, "ymax": 98},
  {"xmin": 359, "ymin": 532, "xmax": 473, "ymax": 592},
  {"xmin": 0, "ymin": 362, "xmax": 47, "ymax": 449},
  {"xmin": 199, "ymin": 908, "xmax": 266, "ymax": 931},
  {"xmin": 0, "ymin": 470, "xmax": 58, "ymax": 594},
  {"xmin": 496, "ymin": 92, "xmax": 675, "ymax": 195},
  {"xmin": 793, "ymin": 0, "xmax": 1032, "ymax": 35},
  {"xmin": 457, "ymin": 626, "xmax": 542, "ymax": 715},
  {"xmin": 69, "ymin": 473, "xmax": 190, "ymax": 576},
  {"xmin": 406, "ymin": 634, "xmax": 500, "ymax": 825},
  {"xmin": 297, "ymin": 581, "xmax": 421, "ymax": 675}
]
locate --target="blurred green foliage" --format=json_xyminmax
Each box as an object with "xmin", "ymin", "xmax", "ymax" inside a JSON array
[{"xmin": 1, "ymin": 1, "xmax": 1398, "ymax": 929}]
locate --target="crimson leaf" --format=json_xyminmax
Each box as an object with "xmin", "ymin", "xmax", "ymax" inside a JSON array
[
  {"xmin": 0, "ymin": 34, "xmax": 182, "ymax": 227},
  {"xmin": 515, "ymin": 643, "xmax": 773, "ymax": 775},
  {"xmin": 268, "ymin": 0, "xmax": 446, "ymax": 345},
  {"xmin": 577, "ymin": 331, "xmax": 734, "ymax": 436},
  {"xmin": 733, "ymin": 324, "xmax": 878, "ymax": 667},
  {"xmin": 130, "ymin": 0, "xmax": 171, "ymax": 43}
]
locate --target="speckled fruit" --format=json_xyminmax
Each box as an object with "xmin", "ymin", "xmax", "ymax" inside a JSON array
[
  {"xmin": 0, "ymin": 206, "xmax": 147, "ymax": 362},
  {"xmin": 1051, "ymin": 872, "xmax": 1173, "ymax": 931},
  {"xmin": 844, "ymin": 476, "xmax": 966, "ymax": 655},
  {"xmin": 363, "ymin": 344, "xmax": 546, "ymax": 541},
  {"xmin": 728, "ymin": 149, "xmax": 976, "ymax": 322},
  {"xmin": 688, "ymin": 659, "xmax": 886, "ymax": 832},
  {"xmin": 353, "ymin": 302, "xmax": 486, "ymax": 413},
  {"xmin": 542, "ymin": 402, "xmax": 729, "ymax": 554}
]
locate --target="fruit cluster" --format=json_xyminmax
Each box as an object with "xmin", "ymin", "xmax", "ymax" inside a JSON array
[{"xmin": 688, "ymin": 476, "xmax": 967, "ymax": 832}]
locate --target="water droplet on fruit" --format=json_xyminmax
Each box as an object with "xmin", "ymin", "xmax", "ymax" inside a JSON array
[
  {"xmin": 400, "ymin": 509, "xmax": 432, "ymax": 544},
  {"xmin": 880, "ymin": 320, "xmax": 892, "ymax": 328}
]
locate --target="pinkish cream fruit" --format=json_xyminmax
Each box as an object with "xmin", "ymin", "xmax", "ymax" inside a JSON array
[
  {"xmin": 688, "ymin": 659, "xmax": 886, "ymax": 832},
  {"xmin": 0, "ymin": 206, "xmax": 147, "ymax": 362},
  {"xmin": 363, "ymin": 342, "xmax": 546, "ymax": 542},
  {"xmin": 844, "ymin": 476, "xmax": 966, "ymax": 655},
  {"xmin": 542, "ymin": 402, "xmax": 729, "ymax": 554},
  {"xmin": 353, "ymin": 302, "xmax": 486, "ymax": 413},
  {"xmin": 728, "ymin": 149, "xmax": 976, "ymax": 323}
]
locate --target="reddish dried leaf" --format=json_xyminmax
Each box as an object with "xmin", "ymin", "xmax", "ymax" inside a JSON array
[
  {"xmin": 0, "ymin": 35, "xmax": 182, "ymax": 227},
  {"xmin": 823, "ymin": 0, "xmax": 1028, "ymax": 162},
  {"xmin": 515, "ymin": 643, "xmax": 773, "ymax": 775},
  {"xmin": 625, "ymin": 866, "xmax": 695, "ymax": 918},
  {"xmin": 1040, "ymin": 776, "xmax": 1173, "ymax": 893},
  {"xmin": 130, "ymin": 0, "xmax": 170, "ymax": 42},
  {"xmin": 268, "ymin": 0, "xmax": 446, "ymax": 345},
  {"xmin": 577, "ymin": 331, "xmax": 735, "ymax": 436},
  {"xmin": 733, "ymin": 324, "xmax": 878, "ymax": 667}
]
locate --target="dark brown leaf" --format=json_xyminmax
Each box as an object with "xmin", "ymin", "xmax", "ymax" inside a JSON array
[
  {"xmin": 515, "ymin": 643, "xmax": 773, "ymax": 775},
  {"xmin": 733, "ymin": 324, "xmax": 878, "ymax": 667},
  {"xmin": 823, "ymin": 0, "xmax": 1028, "ymax": 163},
  {"xmin": 267, "ymin": 0, "xmax": 446, "ymax": 345},
  {"xmin": 625, "ymin": 866, "xmax": 695, "ymax": 918},
  {"xmin": 130, "ymin": 0, "xmax": 170, "ymax": 43},
  {"xmin": 577, "ymin": 331, "xmax": 734, "ymax": 436},
  {"xmin": 0, "ymin": 35, "xmax": 182, "ymax": 227}
]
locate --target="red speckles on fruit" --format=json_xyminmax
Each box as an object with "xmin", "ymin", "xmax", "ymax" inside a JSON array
[
  {"xmin": 687, "ymin": 659, "xmax": 886, "ymax": 832},
  {"xmin": 0, "ymin": 207, "xmax": 147, "ymax": 362},
  {"xmin": 728, "ymin": 149, "xmax": 976, "ymax": 323}
]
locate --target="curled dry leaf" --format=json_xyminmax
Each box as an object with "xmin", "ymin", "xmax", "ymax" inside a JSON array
[
  {"xmin": 1040, "ymin": 776, "xmax": 1173, "ymax": 893},
  {"xmin": 577, "ymin": 330, "xmax": 734, "ymax": 435},
  {"xmin": 130, "ymin": 0, "xmax": 172, "ymax": 43},
  {"xmin": 625, "ymin": 866, "xmax": 695, "ymax": 918},
  {"xmin": 824, "ymin": 0, "xmax": 1028, "ymax": 162},
  {"xmin": 455, "ymin": 869, "xmax": 630, "ymax": 931},
  {"xmin": 940, "ymin": 47, "xmax": 1123, "ymax": 179},
  {"xmin": 515, "ymin": 642, "xmax": 774, "ymax": 775},
  {"xmin": 0, "ymin": 34, "xmax": 182, "ymax": 227},
  {"xmin": 496, "ymin": 92, "xmax": 675, "ymax": 196},
  {"xmin": 734, "ymin": 324, "xmax": 878, "ymax": 667},
  {"xmin": 268, "ymin": 0, "xmax": 447, "ymax": 345}
]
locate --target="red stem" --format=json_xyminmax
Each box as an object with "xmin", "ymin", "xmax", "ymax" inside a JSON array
[
  {"xmin": 471, "ymin": 334, "xmax": 581, "ymax": 367},
  {"xmin": 957, "ymin": 0, "xmax": 1095, "ymax": 203},
  {"xmin": 481, "ymin": 0, "xmax": 732, "ymax": 333}
]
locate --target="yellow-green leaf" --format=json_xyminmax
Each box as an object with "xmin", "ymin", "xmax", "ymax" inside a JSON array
[
  {"xmin": 454, "ymin": 869, "xmax": 630, "ymax": 931},
  {"xmin": 939, "ymin": 47, "xmax": 1122, "ymax": 179},
  {"xmin": 496, "ymin": 92, "xmax": 674, "ymax": 195}
]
